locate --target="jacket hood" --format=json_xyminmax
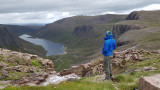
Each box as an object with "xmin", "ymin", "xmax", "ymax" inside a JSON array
[{"xmin": 104, "ymin": 35, "xmax": 113, "ymax": 40}]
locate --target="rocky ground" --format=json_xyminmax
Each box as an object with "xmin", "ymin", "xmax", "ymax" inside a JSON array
[
  {"xmin": 0, "ymin": 48, "xmax": 56, "ymax": 88},
  {"xmin": 0, "ymin": 48, "xmax": 160, "ymax": 90},
  {"xmin": 59, "ymin": 49, "xmax": 160, "ymax": 77}
]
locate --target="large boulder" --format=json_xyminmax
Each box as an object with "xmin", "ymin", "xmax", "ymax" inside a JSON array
[
  {"xmin": 60, "ymin": 65, "xmax": 86, "ymax": 77},
  {"xmin": 60, "ymin": 59, "xmax": 104, "ymax": 77},
  {"xmin": 138, "ymin": 74, "xmax": 160, "ymax": 90},
  {"xmin": 141, "ymin": 66, "xmax": 158, "ymax": 72},
  {"xmin": 13, "ymin": 73, "xmax": 49, "ymax": 86}
]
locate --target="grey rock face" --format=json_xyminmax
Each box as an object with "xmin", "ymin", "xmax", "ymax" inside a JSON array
[
  {"xmin": 126, "ymin": 12, "xmax": 140, "ymax": 20},
  {"xmin": 73, "ymin": 25, "xmax": 93, "ymax": 37},
  {"xmin": 112, "ymin": 24, "xmax": 144, "ymax": 46}
]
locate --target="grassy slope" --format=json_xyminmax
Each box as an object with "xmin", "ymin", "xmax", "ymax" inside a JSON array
[{"xmin": 3, "ymin": 52, "xmax": 160, "ymax": 90}]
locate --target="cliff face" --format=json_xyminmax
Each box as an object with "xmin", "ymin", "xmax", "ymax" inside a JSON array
[
  {"xmin": 73, "ymin": 25, "xmax": 93, "ymax": 37},
  {"xmin": 126, "ymin": 11, "xmax": 140, "ymax": 20},
  {"xmin": 112, "ymin": 22, "xmax": 145, "ymax": 45},
  {"xmin": 112, "ymin": 10, "xmax": 160, "ymax": 48},
  {"xmin": 0, "ymin": 26, "xmax": 20, "ymax": 49}
]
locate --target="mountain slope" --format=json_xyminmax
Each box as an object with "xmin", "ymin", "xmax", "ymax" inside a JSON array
[
  {"xmin": 3, "ymin": 25, "xmax": 37, "ymax": 36},
  {"xmin": 35, "ymin": 14, "xmax": 126, "ymax": 44},
  {"xmin": 0, "ymin": 25, "xmax": 46, "ymax": 56},
  {"xmin": 0, "ymin": 25, "xmax": 20, "ymax": 49},
  {"xmin": 112, "ymin": 10, "xmax": 160, "ymax": 51}
]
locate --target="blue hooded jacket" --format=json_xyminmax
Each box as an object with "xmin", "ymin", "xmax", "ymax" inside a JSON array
[{"xmin": 102, "ymin": 34, "xmax": 117, "ymax": 56}]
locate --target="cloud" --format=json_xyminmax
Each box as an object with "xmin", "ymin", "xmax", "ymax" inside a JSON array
[
  {"xmin": 139, "ymin": 4, "xmax": 160, "ymax": 10},
  {"xmin": 101, "ymin": 4, "xmax": 160, "ymax": 15},
  {"xmin": 0, "ymin": 0, "xmax": 160, "ymax": 24},
  {"xmin": 0, "ymin": 12, "xmax": 74, "ymax": 24}
]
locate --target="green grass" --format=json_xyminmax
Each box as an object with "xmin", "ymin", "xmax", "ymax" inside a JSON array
[
  {"xmin": 127, "ymin": 55, "xmax": 160, "ymax": 70},
  {"xmin": 3, "ymin": 79, "xmax": 115, "ymax": 90},
  {"xmin": 31, "ymin": 59, "xmax": 41, "ymax": 67},
  {"xmin": 114, "ymin": 71, "xmax": 160, "ymax": 90}
]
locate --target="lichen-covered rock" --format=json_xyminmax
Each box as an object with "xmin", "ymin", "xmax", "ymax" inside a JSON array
[
  {"xmin": 138, "ymin": 74, "xmax": 160, "ymax": 90},
  {"xmin": 141, "ymin": 66, "xmax": 158, "ymax": 72},
  {"xmin": 13, "ymin": 73, "xmax": 49, "ymax": 86},
  {"xmin": 0, "ymin": 48, "xmax": 54, "ymax": 70},
  {"xmin": 60, "ymin": 65, "xmax": 86, "ymax": 77},
  {"xmin": 0, "ymin": 48, "xmax": 57, "ymax": 86},
  {"xmin": 112, "ymin": 23, "xmax": 145, "ymax": 44},
  {"xmin": 60, "ymin": 58, "xmax": 104, "ymax": 77}
]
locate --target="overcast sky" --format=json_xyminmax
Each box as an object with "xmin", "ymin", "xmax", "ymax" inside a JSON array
[{"xmin": 0, "ymin": 0, "xmax": 160, "ymax": 24}]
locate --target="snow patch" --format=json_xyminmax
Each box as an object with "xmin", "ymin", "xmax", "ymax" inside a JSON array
[{"xmin": 43, "ymin": 74, "xmax": 81, "ymax": 86}]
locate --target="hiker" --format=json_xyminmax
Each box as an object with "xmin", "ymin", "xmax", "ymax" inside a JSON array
[{"xmin": 102, "ymin": 31, "xmax": 117, "ymax": 80}]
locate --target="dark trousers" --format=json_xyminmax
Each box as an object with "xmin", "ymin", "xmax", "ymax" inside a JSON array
[{"xmin": 103, "ymin": 55, "xmax": 112, "ymax": 80}]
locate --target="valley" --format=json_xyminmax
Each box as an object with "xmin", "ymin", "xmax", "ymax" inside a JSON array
[
  {"xmin": 19, "ymin": 34, "xmax": 65, "ymax": 56},
  {"xmin": 0, "ymin": 24, "xmax": 47, "ymax": 56}
]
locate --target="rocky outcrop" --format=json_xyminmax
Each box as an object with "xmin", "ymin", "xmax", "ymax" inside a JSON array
[
  {"xmin": 126, "ymin": 11, "xmax": 140, "ymax": 20},
  {"xmin": 0, "ymin": 48, "xmax": 54, "ymax": 70},
  {"xmin": 111, "ymin": 11, "xmax": 160, "ymax": 46},
  {"xmin": 60, "ymin": 49, "xmax": 159, "ymax": 77},
  {"xmin": 0, "ymin": 48, "xmax": 56, "ymax": 86},
  {"xmin": 73, "ymin": 25, "xmax": 93, "ymax": 37},
  {"xmin": 112, "ymin": 49, "xmax": 145, "ymax": 67},
  {"xmin": 112, "ymin": 23, "xmax": 145, "ymax": 45},
  {"xmin": 126, "ymin": 11, "xmax": 160, "ymax": 22},
  {"xmin": 141, "ymin": 66, "xmax": 158, "ymax": 72},
  {"xmin": 60, "ymin": 59, "xmax": 104, "ymax": 77},
  {"xmin": 138, "ymin": 74, "xmax": 160, "ymax": 90},
  {"xmin": 13, "ymin": 71, "xmax": 57, "ymax": 86}
]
